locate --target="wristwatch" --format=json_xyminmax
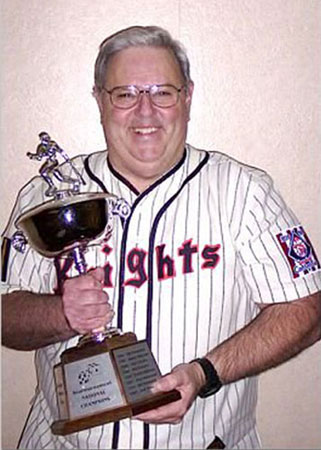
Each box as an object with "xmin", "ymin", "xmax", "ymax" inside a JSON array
[{"xmin": 191, "ymin": 357, "xmax": 222, "ymax": 398}]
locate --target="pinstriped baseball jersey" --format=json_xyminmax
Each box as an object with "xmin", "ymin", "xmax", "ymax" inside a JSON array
[{"xmin": 2, "ymin": 144, "xmax": 321, "ymax": 449}]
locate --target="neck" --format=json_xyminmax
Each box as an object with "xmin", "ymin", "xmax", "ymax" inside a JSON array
[
  {"xmin": 107, "ymin": 148, "xmax": 186, "ymax": 194},
  {"xmin": 109, "ymin": 161, "xmax": 162, "ymax": 193}
]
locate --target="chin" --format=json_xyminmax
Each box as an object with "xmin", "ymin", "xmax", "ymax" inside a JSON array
[{"xmin": 133, "ymin": 148, "xmax": 167, "ymax": 163}]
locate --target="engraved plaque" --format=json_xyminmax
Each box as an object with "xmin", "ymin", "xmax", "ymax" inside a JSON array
[
  {"xmin": 113, "ymin": 341, "xmax": 161, "ymax": 403},
  {"xmin": 64, "ymin": 353, "xmax": 125, "ymax": 418}
]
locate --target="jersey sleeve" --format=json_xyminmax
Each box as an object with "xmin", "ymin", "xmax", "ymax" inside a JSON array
[
  {"xmin": 235, "ymin": 171, "xmax": 321, "ymax": 304},
  {"xmin": 1, "ymin": 179, "xmax": 58, "ymax": 295}
]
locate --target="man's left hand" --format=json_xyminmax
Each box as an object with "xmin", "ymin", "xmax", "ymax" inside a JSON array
[{"xmin": 134, "ymin": 361, "xmax": 205, "ymax": 424}]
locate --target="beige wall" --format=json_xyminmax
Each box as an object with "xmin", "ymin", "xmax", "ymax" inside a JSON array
[{"xmin": 1, "ymin": 0, "xmax": 320, "ymax": 448}]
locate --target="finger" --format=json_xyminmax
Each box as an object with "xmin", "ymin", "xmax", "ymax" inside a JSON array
[
  {"xmin": 151, "ymin": 374, "xmax": 178, "ymax": 393},
  {"xmin": 63, "ymin": 274, "xmax": 102, "ymax": 292},
  {"xmin": 88, "ymin": 267, "xmax": 105, "ymax": 283},
  {"xmin": 78, "ymin": 289, "xmax": 110, "ymax": 305},
  {"xmin": 64, "ymin": 286, "xmax": 110, "ymax": 308},
  {"xmin": 150, "ymin": 366, "xmax": 188, "ymax": 393},
  {"xmin": 67, "ymin": 310, "xmax": 114, "ymax": 334},
  {"xmin": 64, "ymin": 296, "xmax": 114, "ymax": 330},
  {"xmin": 134, "ymin": 400, "xmax": 183, "ymax": 424},
  {"xmin": 134, "ymin": 415, "xmax": 181, "ymax": 425},
  {"xmin": 67, "ymin": 301, "xmax": 114, "ymax": 320}
]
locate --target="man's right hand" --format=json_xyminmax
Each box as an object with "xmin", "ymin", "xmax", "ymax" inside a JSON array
[{"xmin": 62, "ymin": 267, "xmax": 114, "ymax": 335}]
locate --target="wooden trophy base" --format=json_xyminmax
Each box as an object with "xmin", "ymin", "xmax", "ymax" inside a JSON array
[
  {"xmin": 51, "ymin": 331, "xmax": 181, "ymax": 435},
  {"xmin": 51, "ymin": 390, "xmax": 180, "ymax": 435}
]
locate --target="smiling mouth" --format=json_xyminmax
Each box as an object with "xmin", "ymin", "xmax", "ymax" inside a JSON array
[{"xmin": 133, "ymin": 127, "xmax": 158, "ymax": 135}]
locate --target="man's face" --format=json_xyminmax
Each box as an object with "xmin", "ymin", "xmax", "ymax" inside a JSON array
[{"xmin": 96, "ymin": 46, "xmax": 193, "ymax": 190}]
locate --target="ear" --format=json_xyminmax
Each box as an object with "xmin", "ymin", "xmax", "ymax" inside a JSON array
[
  {"xmin": 92, "ymin": 86, "xmax": 104, "ymax": 116},
  {"xmin": 185, "ymin": 81, "xmax": 194, "ymax": 121},
  {"xmin": 186, "ymin": 81, "xmax": 194, "ymax": 103}
]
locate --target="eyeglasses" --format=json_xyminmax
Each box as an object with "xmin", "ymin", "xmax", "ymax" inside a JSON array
[{"xmin": 102, "ymin": 84, "xmax": 186, "ymax": 109}]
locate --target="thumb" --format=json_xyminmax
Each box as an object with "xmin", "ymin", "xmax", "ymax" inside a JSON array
[
  {"xmin": 152, "ymin": 373, "xmax": 178, "ymax": 393},
  {"xmin": 89, "ymin": 267, "xmax": 105, "ymax": 283}
]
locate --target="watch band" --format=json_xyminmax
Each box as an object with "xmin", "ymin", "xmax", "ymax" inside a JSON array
[{"xmin": 191, "ymin": 357, "xmax": 222, "ymax": 398}]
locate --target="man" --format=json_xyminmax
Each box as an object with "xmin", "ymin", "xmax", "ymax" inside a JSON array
[{"xmin": 2, "ymin": 25, "xmax": 321, "ymax": 449}]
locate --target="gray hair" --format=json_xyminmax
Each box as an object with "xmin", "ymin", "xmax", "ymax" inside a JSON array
[{"xmin": 94, "ymin": 25, "xmax": 192, "ymax": 91}]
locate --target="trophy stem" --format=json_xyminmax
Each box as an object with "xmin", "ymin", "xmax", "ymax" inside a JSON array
[
  {"xmin": 71, "ymin": 246, "xmax": 87, "ymax": 275},
  {"xmin": 69, "ymin": 246, "xmax": 121, "ymax": 345}
]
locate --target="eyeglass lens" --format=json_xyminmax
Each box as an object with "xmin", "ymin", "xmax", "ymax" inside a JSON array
[{"xmin": 110, "ymin": 85, "xmax": 181, "ymax": 108}]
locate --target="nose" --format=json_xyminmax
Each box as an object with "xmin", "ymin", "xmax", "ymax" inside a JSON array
[{"xmin": 135, "ymin": 90, "xmax": 155, "ymax": 115}]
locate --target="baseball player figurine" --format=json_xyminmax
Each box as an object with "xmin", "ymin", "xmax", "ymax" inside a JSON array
[{"xmin": 27, "ymin": 132, "xmax": 85, "ymax": 198}]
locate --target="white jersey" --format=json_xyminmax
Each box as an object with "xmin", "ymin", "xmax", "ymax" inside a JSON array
[{"xmin": 2, "ymin": 144, "xmax": 321, "ymax": 449}]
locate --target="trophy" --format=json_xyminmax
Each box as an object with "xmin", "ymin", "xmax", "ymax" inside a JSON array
[{"xmin": 12, "ymin": 133, "xmax": 181, "ymax": 436}]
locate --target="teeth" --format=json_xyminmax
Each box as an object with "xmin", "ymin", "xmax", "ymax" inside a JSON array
[{"xmin": 134, "ymin": 127, "xmax": 157, "ymax": 135}]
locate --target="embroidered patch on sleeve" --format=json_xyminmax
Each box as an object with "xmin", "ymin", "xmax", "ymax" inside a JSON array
[{"xmin": 276, "ymin": 226, "xmax": 321, "ymax": 278}]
